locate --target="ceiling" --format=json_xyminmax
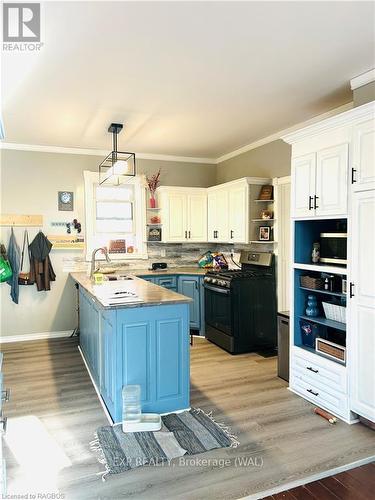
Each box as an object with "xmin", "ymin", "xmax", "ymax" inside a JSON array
[{"xmin": 2, "ymin": 1, "xmax": 375, "ymax": 159}]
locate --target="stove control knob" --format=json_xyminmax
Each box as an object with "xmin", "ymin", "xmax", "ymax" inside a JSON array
[{"xmin": 211, "ymin": 279, "xmax": 217, "ymax": 284}]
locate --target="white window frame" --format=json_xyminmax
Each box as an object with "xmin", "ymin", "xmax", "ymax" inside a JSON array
[{"xmin": 84, "ymin": 171, "xmax": 148, "ymax": 261}]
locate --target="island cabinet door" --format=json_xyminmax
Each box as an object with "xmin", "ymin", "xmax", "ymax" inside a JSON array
[
  {"xmin": 79, "ymin": 289, "xmax": 100, "ymax": 386},
  {"xmin": 114, "ymin": 304, "xmax": 190, "ymax": 422},
  {"xmin": 177, "ymin": 276, "xmax": 200, "ymax": 329},
  {"xmin": 100, "ymin": 310, "xmax": 117, "ymax": 419}
]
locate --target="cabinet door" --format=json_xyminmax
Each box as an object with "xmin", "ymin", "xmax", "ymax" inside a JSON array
[
  {"xmin": 352, "ymin": 119, "xmax": 375, "ymax": 192},
  {"xmin": 291, "ymin": 153, "xmax": 316, "ymax": 218},
  {"xmin": 187, "ymin": 192, "xmax": 207, "ymax": 242},
  {"xmin": 228, "ymin": 184, "xmax": 248, "ymax": 243},
  {"xmin": 349, "ymin": 190, "xmax": 375, "ymax": 422},
  {"xmin": 163, "ymin": 192, "xmax": 187, "ymax": 242},
  {"xmin": 100, "ymin": 311, "xmax": 116, "ymax": 418},
  {"xmin": 208, "ymin": 189, "xmax": 229, "ymax": 241},
  {"xmin": 315, "ymin": 144, "xmax": 348, "ymax": 217},
  {"xmin": 178, "ymin": 276, "xmax": 200, "ymax": 329}
]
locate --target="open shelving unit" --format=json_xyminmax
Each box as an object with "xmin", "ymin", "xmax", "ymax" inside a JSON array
[{"xmin": 292, "ymin": 218, "xmax": 348, "ymax": 367}]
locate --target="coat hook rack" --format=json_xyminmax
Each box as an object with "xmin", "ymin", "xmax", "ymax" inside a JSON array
[{"xmin": 0, "ymin": 214, "xmax": 44, "ymax": 227}]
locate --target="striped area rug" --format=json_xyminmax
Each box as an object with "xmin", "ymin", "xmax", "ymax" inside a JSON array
[{"xmin": 90, "ymin": 408, "xmax": 239, "ymax": 480}]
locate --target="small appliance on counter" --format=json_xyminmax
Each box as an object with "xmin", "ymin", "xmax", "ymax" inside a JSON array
[
  {"xmin": 204, "ymin": 251, "xmax": 277, "ymax": 354},
  {"xmin": 150, "ymin": 262, "xmax": 168, "ymax": 271}
]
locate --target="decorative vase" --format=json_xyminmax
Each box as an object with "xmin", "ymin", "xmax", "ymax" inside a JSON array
[
  {"xmin": 149, "ymin": 196, "xmax": 156, "ymax": 208},
  {"xmin": 312, "ymin": 242, "xmax": 320, "ymax": 263},
  {"xmin": 305, "ymin": 294, "xmax": 319, "ymax": 317}
]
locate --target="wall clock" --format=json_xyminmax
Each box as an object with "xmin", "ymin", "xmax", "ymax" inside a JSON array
[{"xmin": 58, "ymin": 191, "xmax": 74, "ymax": 211}]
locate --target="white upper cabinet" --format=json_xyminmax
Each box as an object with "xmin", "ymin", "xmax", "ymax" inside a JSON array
[
  {"xmin": 292, "ymin": 153, "xmax": 316, "ymax": 217},
  {"xmin": 349, "ymin": 189, "xmax": 375, "ymax": 422},
  {"xmin": 228, "ymin": 184, "xmax": 248, "ymax": 243},
  {"xmin": 315, "ymin": 144, "xmax": 348, "ymax": 216},
  {"xmin": 187, "ymin": 192, "xmax": 208, "ymax": 242},
  {"xmin": 207, "ymin": 188, "xmax": 229, "ymax": 242},
  {"xmin": 158, "ymin": 187, "xmax": 207, "ymax": 243},
  {"xmin": 352, "ymin": 118, "xmax": 375, "ymax": 192},
  {"xmin": 291, "ymin": 145, "xmax": 348, "ymax": 218}
]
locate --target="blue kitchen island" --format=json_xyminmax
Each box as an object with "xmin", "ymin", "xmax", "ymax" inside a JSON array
[{"xmin": 71, "ymin": 273, "xmax": 191, "ymax": 423}]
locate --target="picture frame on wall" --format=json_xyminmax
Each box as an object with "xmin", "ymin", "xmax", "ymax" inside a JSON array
[{"xmin": 259, "ymin": 226, "xmax": 271, "ymax": 241}]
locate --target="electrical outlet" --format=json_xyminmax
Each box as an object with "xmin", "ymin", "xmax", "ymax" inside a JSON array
[
  {"xmin": 160, "ymin": 248, "xmax": 166, "ymax": 257},
  {"xmin": 230, "ymin": 249, "xmax": 235, "ymax": 257}
]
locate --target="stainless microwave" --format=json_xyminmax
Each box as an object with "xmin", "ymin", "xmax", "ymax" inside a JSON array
[{"xmin": 320, "ymin": 233, "xmax": 347, "ymax": 265}]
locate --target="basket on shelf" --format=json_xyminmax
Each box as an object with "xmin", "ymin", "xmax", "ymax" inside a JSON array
[
  {"xmin": 322, "ymin": 302, "xmax": 346, "ymax": 323},
  {"xmin": 316, "ymin": 338, "xmax": 346, "ymax": 363},
  {"xmin": 300, "ymin": 275, "xmax": 324, "ymax": 290}
]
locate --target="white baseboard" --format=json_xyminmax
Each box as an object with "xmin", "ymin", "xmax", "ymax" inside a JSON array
[{"xmin": 0, "ymin": 330, "xmax": 74, "ymax": 343}]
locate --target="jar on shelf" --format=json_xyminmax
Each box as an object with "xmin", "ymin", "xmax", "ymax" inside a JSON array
[{"xmin": 311, "ymin": 242, "xmax": 320, "ymax": 263}]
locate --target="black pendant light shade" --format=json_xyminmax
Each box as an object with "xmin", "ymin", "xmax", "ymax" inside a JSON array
[{"xmin": 98, "ymin": 123, "xmax": 136, "ymax": 185}]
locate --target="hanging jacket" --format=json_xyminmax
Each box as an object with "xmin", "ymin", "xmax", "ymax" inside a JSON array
[
  {"xmin": 29, "ymin": 232, "xmax": 56, "ymax": 291},
  {"xmin": 6, "ymin": 228, "xmax": 21, "ymax": 303}
]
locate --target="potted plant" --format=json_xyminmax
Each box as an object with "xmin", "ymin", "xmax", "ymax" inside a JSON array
[{"xmin": 146, "ymin": 168, "xmax": 161, "ymax": 208}]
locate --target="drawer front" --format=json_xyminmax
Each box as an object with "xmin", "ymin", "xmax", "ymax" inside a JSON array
[
  {"xmin": 291, "ymin": 377, "xmax": 348, "ymax": 417},
  {"xmin": 155, "ymin": 276, "xmax": 177, "ymax": 289},
  {"xmin": 139, "ymin": 276, "xmax": 156, "ymax": 284},
  {"xmin": 292, "ymin": 348, "xmax": 347, "ymax": 395}
]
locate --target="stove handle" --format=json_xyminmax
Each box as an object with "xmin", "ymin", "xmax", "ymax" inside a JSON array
[{"xmin": 203, "ymin": 284, "xmax": 230, "ymax": 295}]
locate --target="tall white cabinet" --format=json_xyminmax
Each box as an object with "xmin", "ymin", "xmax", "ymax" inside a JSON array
[{"xmin": 283, "ymin": 100, "xmax": 375, "ymax": 424}]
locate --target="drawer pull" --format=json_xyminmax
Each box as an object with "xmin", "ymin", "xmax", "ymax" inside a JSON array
[
  {"xmin": 306, "ymin": 366, "xmax": 318, "ymax": 374},
  {"xmin": 307, "ymin": 388, "xmax": 319, "ymax": 396},
  {"xmin": 0, "ymin": 414, "xmax": 7, "ymax": 434},
  {"xmin": 1, "ymin": 389, "xmax": 10, "ymax": 402}
]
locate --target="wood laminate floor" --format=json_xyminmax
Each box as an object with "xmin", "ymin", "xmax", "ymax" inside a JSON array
[
  {"xmin": 263, "ymin": 462, "xmax": 375, "ymax": 499},
  {"xmin": 1, "ymin": 337, "xmax": 374, "ymax": 500}
]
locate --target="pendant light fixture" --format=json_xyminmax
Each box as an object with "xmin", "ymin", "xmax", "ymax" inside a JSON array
[{"xmin": 98, "ymin": 123, "xmax": 136, "ymax": 185}]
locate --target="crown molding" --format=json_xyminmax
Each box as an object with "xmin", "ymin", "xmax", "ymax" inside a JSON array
[
  {"xmin": 0, "ymin": 100, "xmax": 361, "ymax": 165},
  {"xmin": 216, "ymin": 102, "xmax": 353, "ymax": 164},
  {"xmin": 0, "ymin": 142, "xmax": 217, "ymax": 164},
  {"xmin": 350, "ymin": 69, "xmax": 375, "ymax": 90},
  {"xmin": 282, "ymin": 100, "xmax": 375, "ymax": 145}
]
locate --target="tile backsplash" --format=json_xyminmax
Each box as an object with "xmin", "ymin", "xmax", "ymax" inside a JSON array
[{"xmin": 62, "ymin": 242, "xmax": 273, "ymax": 272}]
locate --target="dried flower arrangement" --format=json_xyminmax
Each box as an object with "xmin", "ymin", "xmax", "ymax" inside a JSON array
[{"xmin": 146, "ymin": 169, "xmax": 161, "ymax": 197}]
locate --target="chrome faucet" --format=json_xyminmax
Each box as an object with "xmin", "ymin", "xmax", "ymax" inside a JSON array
[{"xmin": 90, "ymin": 247, "xmax": 111, "ymax": 279}]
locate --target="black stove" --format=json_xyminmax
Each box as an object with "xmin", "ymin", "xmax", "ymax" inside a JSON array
[{"xmin": 204, "ymin": 251, "xmax": 277, "ymax": 354}]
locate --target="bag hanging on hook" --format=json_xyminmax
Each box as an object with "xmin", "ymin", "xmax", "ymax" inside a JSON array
[
  {"xmin": 0, "ymin": 245, "xmax": 12, "ymax": 283},
  {"xmin": 18, "ymin": 230, "xmax": 34, "ymax": 285}
]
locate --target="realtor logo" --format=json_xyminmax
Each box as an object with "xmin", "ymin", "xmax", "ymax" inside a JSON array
[{"xmin": 3, "ymin": 3, "xmax": 40, "ymax": 42}]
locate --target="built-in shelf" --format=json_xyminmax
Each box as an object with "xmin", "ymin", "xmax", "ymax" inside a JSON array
[
  {"xmin": 299, "ymin": 315, "xmax": 346, "ymax": 331},
  {"xmin": 251, "ymin": 218, "xmax": 276, "ymax": 222},
  {"xmin": 254, "ymin": 199, "xmax": 274, "ymax": 203},
  {"xmin": 300, "ymin": 286, "xmax": 346, "ymax": 298},
  {"xmin": 294, "ymin": 263, "xmax": 347, "ymax": 275},
  {"xmin": 296, "ymin": 344, "xmax": 346, "ymax": 366},
  {"xmin": 250, "ymin": 240, "xmax": 276, "ymax": 244}
]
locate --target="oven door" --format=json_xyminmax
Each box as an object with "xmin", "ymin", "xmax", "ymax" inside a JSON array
[{"xmin": 204, "ymin": 284, "xmax": 232, "ymax": 335}]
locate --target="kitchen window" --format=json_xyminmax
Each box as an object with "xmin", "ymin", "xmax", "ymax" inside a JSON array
[{"xmin": 84, "ymin": 171, "xmax": 147, "ymax": 260}]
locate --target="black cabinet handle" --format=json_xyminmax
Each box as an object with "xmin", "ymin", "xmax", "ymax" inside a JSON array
[
  {"xmin": 314, "ymin": 195, "xmax": 319, "ymax": 209},
  {"xmin": 213, "ymin": 230, "xmax": 218, "ymax": 239},
  {"xmin": 230, "ymin": 230, "xmax": 234, "ymax": 239},
  {"xmin": 350, "ymin": 282, "xmax": 355, "ymax": 298},
  {"xmin": 0, "ymin": 414, "xmax": 7, "ymax": 434},
  {"xmin": 281, "ymin": 319, "xmax": 289, "ymax": 326},
  {"xmin": 351, "ymin": 168, "xmax": 357, "ymax": 184},
  {"xmin": 188, "ymin": 231, "xmax": 191, "ymax": 239},
  {"xmin": 307, "ymin": 388, "xmax": 319, "ymax": 396},
  {"xmin": 307, "ymin": 366, "xmax": 318, "ymax": 374},
  {"xmin": 1, "ymin": 389, "xmax": 10, "ymax": 402},
  {"xmin": 185, "ymin": 230, "xmax": 187, "ymax": 239},
  {"xmin": 308, "ymin": 196, "xmax": 314, "ymax": 210}
]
